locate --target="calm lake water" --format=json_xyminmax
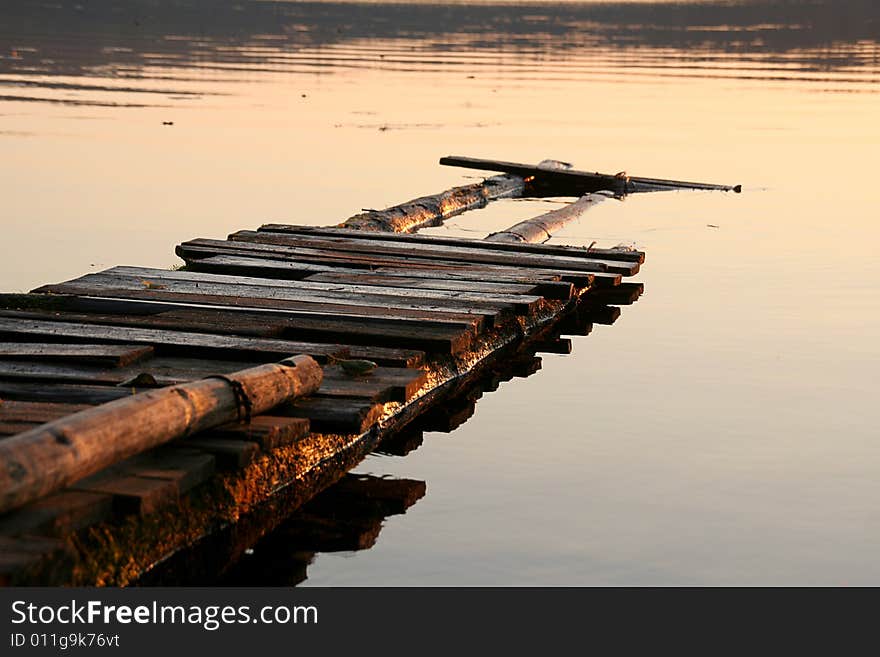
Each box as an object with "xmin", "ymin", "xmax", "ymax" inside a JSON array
[{"xmin": 2, "ymin": 0, "xmax": 879, "ymax": 585}]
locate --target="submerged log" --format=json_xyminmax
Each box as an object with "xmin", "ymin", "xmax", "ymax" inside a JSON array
[
  {"xmin": 0, "ymin": 355, "xmax": 322, "ymax": 514},
  {"xmin": 342, "ymin": 174, "xmax": 524, "ymax": 233},
  {"xmin": 486, "ymin": 192, "xmax": 614, "ymax": 244}
]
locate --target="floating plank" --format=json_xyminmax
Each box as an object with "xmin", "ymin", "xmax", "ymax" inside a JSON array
[
  {"xmin": 259, "ymin": 224, "xmax": 645, "ymax": 263},
  {"xmin": 0, "ymin": 316, "xmax": 422, "ymax": 368},
  {"xmin": 278, "ymin": 396, "xmax": 384, "ymax": 434},
  {"xmin": 36, "ymin": 271, "xmax": 530, "ymax": 318},
  {"xmin": 229, "ymin": 230, "xmax": 639, "ymax": 275},
  {"xmin": 180, "ymin": 438, "xmax": 260, "ymax": 470},
  {"xmin": 30, "ymin": 282, "xmax": 500, "ymax": 331},
  {"xmin": 0, "ymin": 317, "xmax": 351, "ymax": 362},
  {"xmin": 0, "ymin": 356, "xmax": 278, "ymax": 387},
  {"xmin": 118, "ymin": 450, "xmax": 217, "ymax": 495},
  {"xmin": 79, "ymin": 266, "xmax": 544, "ymax": 315},
  {"xmin": 0, "ymin": 421, "xmax": 43, "ymax": 437},
  {"xmin": 318, "ymin": 366, "xmax": 427, "ymax": 403},
  {"xmin": 176, "ymin": 238, "xmax": 604, "ymax": 288},
  {"xmin": 300, "ymin": 271, "xmax": 542, "ymax": 296},
  {"xmin": 0, "ymin": 299, "xmax": 482, "ymax": 344},
  {"xmin": 201, "ymin": 416, "xmax": 310, "ymax": 450},
  {"xmin": 186, "ymin": 254, "xmax": 576, "ymax": 300},
  {"xmin": 0, "ymin": 381, "xmax": 132, "ymax": 405},
  {"xmin": 0, "ymin": 400, "xmax": 92, "ymax": 424},
  {"xmin": 0, "ymin": 343, "xmax": 154, "ymax": 367}
]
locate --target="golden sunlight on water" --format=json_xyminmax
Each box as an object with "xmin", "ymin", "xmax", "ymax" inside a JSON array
[{"xmin": 1, "ymin": 0, "xmax": 879, "ymax": 584}]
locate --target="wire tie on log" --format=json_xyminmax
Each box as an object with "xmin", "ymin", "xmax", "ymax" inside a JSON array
[{"xmin": 205, "ymin": 375, "xmax": 253, "ymax": 424}]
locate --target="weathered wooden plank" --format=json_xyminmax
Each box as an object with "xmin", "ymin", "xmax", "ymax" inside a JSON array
[
  {"xmin": 177, "ymin": 237, "xmax": 604, "ymax": 287},
  {"xmin": 345, "ymin": 346, "xmax": 424, "ymax": 369},
  {"xmin": 300, "ymin": 271, "xmax": 541, "ymax": 296},
  {"xmin": 0, "ymin": 356, "xmax": 271, "ymax": 388},
  {"xmin": 119, "ymin": 450, "xmax": 216, "ymax": 495},
  {"xmin": 201, "ymin": 416, "xmax": 310, "ymax": 450},
  {"xmin": 318, "ymin": 366, "xmax": 427, "ymax": 403},
  {"xmin": 71, "ymin": 473, "xmax": 179, "ymax": 516},
  {"xmin": 104, "ymin": 266, "xmax": 544, "ymax": 314},
  {"xmin": 36, "ymin": 271, "xmax": 529, "ymax": 317},
  {"xmin": 0, "ymin": 381, "xmax": 131, "ymax": 405},
  {"xmin": 229, "ymin": 230, "xmax": 639, "ymax": 275},
  {"xmin": 109, "ymin": 265, "xmax": 543, "ymax": 301},
  {"xmin": 0, "ymin": 317, "xmax": 422, "ymax": 369},
  {"xmin": 185, "ymin": 254, "xmax": 577, "ymax": 300},
  {"xmin": 0, "ymin": 343, "xmax": 154, "ymax": 367},
  {"xmin": 0, "ymin": 317, "xmax": 351, "ymax": 362},
  {"xmin": 0, "ymin": 401, "xmax": 92, "ymax": 424},
  {"xmin": 180, "ymin": 438, "xmax": 260, "ymax": 470},
  {"xmin": 342, "ymin": 174, "xmax": 525, "ymax": 233},
  {"xmin": 0, "ymin": 421, "xmax": 43, "ymax": 437},
  {"xmin": 0, "ymin": 301, "xmax": 481, "ymax": 346},
  {"xmin": 260, "ymin": 224, "xmax": 645, "ymax": 263},
  {"xmin": 0, "ymin": 293, "xmax": 181, "ymax": 316},
  {"xmin": 277, "ymin": 396, "xmax": 384, "ymax": 434},
  {"xmin": 178, "ymin": 238, "xmax": 611, "ymax": 288},
  {"xmin": 0, "ymin": 360, "xmax": 172, "ymax": 386},
  {"xmin": 30, "ymin": 283, "xmax": 500, "ymax": 330}
]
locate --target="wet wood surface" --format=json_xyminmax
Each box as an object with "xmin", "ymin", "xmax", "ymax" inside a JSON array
[{"xmin": 0, "ymin": 176, "xmax": 645, "ymax": 585}]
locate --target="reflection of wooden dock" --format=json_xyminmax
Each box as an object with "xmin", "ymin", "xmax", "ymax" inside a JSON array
[{"xmin": 0, "ymin": 158, "xmax": 653, "ymax": 585}]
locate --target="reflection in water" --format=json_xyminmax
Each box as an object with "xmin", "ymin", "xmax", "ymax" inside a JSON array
[
  {"xmin": 202, "ymin": 293, "xmax": 636, "ymax": 586},
  {"xmin": 218, "ymin": 473, "xmax": 427, "ymax": 586},
  {"xmin": 1, "ymin": 0, "xmax": 879, "ymax": 108},
  {"xmin": 4, "ymin": 1, "xmax": 879, "ymax": 586}
]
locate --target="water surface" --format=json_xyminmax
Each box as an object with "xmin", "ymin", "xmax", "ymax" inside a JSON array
[{"xmin": 1, "ymin": 0, "xmax": 879, "ymax": 585}]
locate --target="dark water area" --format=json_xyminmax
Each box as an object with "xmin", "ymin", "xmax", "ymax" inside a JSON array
[
  {"xmin": 2, "ymin": 1, "xmax": 879, "ymax": 585},
  {"xmin": 2, "ymin": 1, "xmax": 880, "ymax": 92}
]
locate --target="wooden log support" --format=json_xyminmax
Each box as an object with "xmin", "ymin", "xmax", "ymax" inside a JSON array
[
  {"xmin": 486, "ymin": 192, "xmax": 613, "ymax": 244},
  {"xmin": 342, "ymin": 174, "xmax": 525, "ymax": 233},
  {"xmin": 0, "ymin": 355, "xmax": 323, "ymax": 514}
]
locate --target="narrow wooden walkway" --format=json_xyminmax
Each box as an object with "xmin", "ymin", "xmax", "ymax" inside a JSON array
[{"xmin": 0, "ymin": 165, "xmax": 648, "ymax": 585}]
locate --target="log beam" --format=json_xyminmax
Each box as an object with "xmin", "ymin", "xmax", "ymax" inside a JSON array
[
  {"xmin": 0, "ymin": 355, "xmax": 322, "ymax": 514},
  {"xmin": 486, "ymin": 192, "xmax": 613, "ymax": 244},
  {"xmin": 341, "ymin": 174, "xmax": 524, "ymax": 233}
]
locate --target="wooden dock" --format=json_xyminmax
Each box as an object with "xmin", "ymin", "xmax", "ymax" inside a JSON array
[{"xmin": 0, "ymin": 157, "xmax": 656, "ymax": 585}]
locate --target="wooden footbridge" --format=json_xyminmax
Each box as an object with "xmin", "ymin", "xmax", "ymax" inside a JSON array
[{"xmin": 0, "ymin": 157, "xmax": 736, "ymax": 585}]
